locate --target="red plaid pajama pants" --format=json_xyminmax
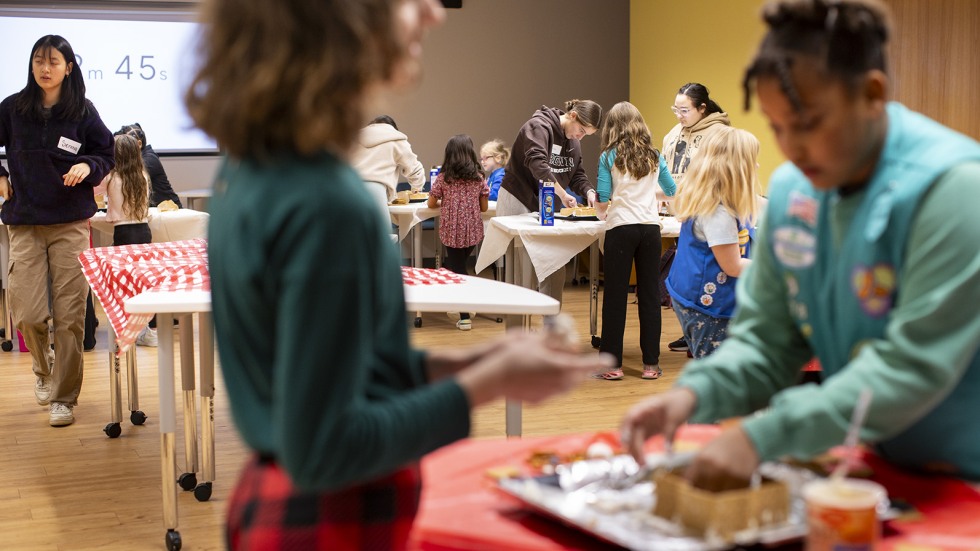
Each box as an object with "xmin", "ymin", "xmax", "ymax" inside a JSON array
[{"xmin": 227, "ymin": 455, "xmax": 422, "ymax": 550}]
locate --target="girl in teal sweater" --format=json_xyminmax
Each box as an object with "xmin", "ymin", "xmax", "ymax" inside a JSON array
[{"xmin": 622, "ymin": 0, "xmax": 980, "ymax": 489}]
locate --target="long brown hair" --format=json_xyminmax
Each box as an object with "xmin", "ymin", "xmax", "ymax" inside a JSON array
[
  {"xmin": 185, "ymin": 0, "xmax": 401, "ymax": 159},
  {"xmin": 111, "ymin": 135, "xmax": 149, "ymax": 220},
  {"xmin": 441, "ymin": 134, "xmax": 484, "ymax": 182},
  {"xmin": 598, "ymin": 101, "xmax": 660, "ymax": 179}
]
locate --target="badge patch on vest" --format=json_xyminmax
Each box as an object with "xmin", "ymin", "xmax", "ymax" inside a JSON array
[
  {"xmin": 851, "ymin": 264, "xmax": 896, "ymax": 318},
  {"xmin": 773, "ymin": 226, "xmax": 817, "ymax": 269},
  {"xmin": 787, "ymin": 191, "xmax": 819, "ymax": 227}
]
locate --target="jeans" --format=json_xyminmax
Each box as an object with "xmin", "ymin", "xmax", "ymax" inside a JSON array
[
  {"xmin": 671, "ymin": 302, "xmax": 730, "ymax": 359},
  {"xmin": 599, "ymin": 223, "xmax": 662, "ymax": 366}
]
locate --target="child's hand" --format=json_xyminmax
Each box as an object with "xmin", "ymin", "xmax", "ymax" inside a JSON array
[{"xmin": 63, "ymin": 162, "xmax": 91, "ymax": 187}]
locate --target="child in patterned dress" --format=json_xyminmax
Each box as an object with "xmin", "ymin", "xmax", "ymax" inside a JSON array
[{"xmin": 427, "ymin": 134, "xmax": 489, "ymax": 330}]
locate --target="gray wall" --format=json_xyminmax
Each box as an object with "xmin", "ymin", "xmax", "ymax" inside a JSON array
[
  {"xmin": 0, "ymin": 1, "xmax": 629, "ymax": 193},
  {"xmin": 162, "ymin": 0, "xmax": 630, "ymax": 193}
]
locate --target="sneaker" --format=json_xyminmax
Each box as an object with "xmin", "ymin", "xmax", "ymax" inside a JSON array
[
  {"xmin": 641, "ymin": 365, "xmax": 663, "ymax": 380},
  {"xmin": 35, "ymin": 375, "xmax": 52, "ymax": 406},
  {"xmin": 49, "ymin": 402, "xmax": 75, "ymax": 426},
  {"xmin": 456, "ymin": 319, "xmax": 472, "ymax": 331},
  {"xmin": 447, "ymin": 312, "xmax": 476, "ymax": 321},
  {"xmin": 136, "ymin": 327, "xmax": 158, "ymax": 347},
  {"xmin": 667, "ymin": 337, "xmax": 689, "ymax": 352}
]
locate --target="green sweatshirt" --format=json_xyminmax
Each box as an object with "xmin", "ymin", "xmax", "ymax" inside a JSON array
[
  {"xmin": 677, "ymin": 163, "xmax": 980, "ymax": 477},
  {"xmin": 208, "ymin": 152, "xmax": 471, "ymax": 491}
]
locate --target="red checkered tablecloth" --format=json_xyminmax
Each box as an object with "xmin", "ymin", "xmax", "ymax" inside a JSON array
[
  {"xmin": 401, "ymin": 267, "xmax": 464, "ymax": 286},
  {"xmin": 80, "ymin": 239, "xmax": 209, "ymax": 353}
]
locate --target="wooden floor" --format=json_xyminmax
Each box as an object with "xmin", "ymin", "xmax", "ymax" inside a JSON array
[{"xmin": 0, "ymin": 278, "xmax": 689, "ymax": 550}]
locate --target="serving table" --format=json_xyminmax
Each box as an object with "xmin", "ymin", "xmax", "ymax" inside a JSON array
[
  {"xmin": 390, "ymin": 200, "xmax": 497, "ymax": 327},
  {"xmin": 80, "ymin": 239, "xmax": 214, "ymax": 551},
  {"xmin": 402, "ymin": 268, "xmax": 559, "ymax": 436},
  {"xmin": 410, "ymin": 427, "xmax": 980, "ymax": 550},
  {"xmin": 90, "ymin": 207, "xmax": 209, "ymax": 244},
  {"xmin": 475, "ymin": 214, "xmax": 679, "ymax": 346}
]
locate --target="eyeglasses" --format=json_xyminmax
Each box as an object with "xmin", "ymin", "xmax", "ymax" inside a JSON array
[{"xmin": 670, "ymin": 106, "xmax": 692, "ymax": 116}]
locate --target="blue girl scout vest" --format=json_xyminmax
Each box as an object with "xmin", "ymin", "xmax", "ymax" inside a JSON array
[
  {"xmin": 667, "ymin": 213, "xmax": 754, "ymax": 319},
  {"xmin": 766, "ymin": 103, "xmax": 980, "ymax": 477}
]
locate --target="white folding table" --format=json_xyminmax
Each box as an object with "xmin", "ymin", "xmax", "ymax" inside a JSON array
[
  {"xmin": 475, "ymin": 214, "xmax": 680, "ymax": 347},
  {"xmin": 126, "ymin": 289, "xmax": 215, "ymax": 551},
  {"xmin": 390, "ymin": 200, "xmax": 497, "ymax": 327},
  {"xmin": 403, "ymin": 274, "xmax": 559, "ymax": 437}
]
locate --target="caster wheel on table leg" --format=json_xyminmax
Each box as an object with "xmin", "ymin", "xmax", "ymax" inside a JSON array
[
  {"xmin": 194, "ymin": 482, "xmax": 213, "ymax": 502},
  {"xmin": 130, "ymin": 410, "xmax": 147, "ymax": 425},
  {"xmin": 1, "ymin": 340, "xmax": 12, "ymax": 352},
  {"xmin": 413, "ymin": 317, "xmax": 422, "ymax": 328},
  {"xmin": 104, "ymin": 422, "xmax": 122, "ymax": 438},
  {"xmin": 165, "ymin": 529, "xmax": 182, "ymax": 551},
  {"xmin": 178, "ymin": 472, "xmax": 197, "ymax": 491},
  {"xmin": 591, "ymin": 335, "xmax": 601, "ymax": 349}
]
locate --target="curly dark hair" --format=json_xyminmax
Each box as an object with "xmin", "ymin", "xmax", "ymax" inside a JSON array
[
  {"xmin": 743, "ymin": 0, "xmax": 891, "ymax": 112},
  {"xmin": 185, "ymin": 0, "xmax": 402, "ymax": 159}
]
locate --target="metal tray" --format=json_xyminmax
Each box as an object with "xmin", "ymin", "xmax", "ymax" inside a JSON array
[{"xmin": 497, "ymin": 455, "xmax": 897, "ymax": 551}]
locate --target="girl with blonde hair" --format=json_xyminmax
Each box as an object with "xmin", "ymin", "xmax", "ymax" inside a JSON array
[
  {"xmin": 479, "ymin": 138, "xmax": 509, "ymax": 201},
  {"xmin": 665, "ymin": 126, "xmax": 761, "ymax": 359},
  {"xmin": 593, "ymin": 101, "xmax": 675, "ymax": 380}
]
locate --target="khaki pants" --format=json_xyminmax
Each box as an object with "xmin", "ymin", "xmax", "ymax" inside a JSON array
[
  {"xmin": 495, "ymin": 188, "xmax": 566, "ymax": 305},
  {"xmin": 8, "ymin": 221, "xmax": 89, "ymax": 405}
]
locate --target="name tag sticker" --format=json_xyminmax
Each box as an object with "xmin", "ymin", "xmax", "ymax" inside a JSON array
[
  {"xmin": 551, "ymin": 144, "xmax": 562, "ymax": 156},
  {"xmin": 58, "ymin": 136, "xmax": 81, "ymax": 155}
]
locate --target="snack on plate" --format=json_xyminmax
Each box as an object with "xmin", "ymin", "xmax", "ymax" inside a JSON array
[
  {"xmin": 157, "ymin": 199, "xmax": 179, "ymax": 212},
  {"xmin": 559, "ymin": 206, "xmax": 597, "ymax": 217},
  {"xmin": 653, "ymin": 467, "xmax": 790, "ymax": 543},
  {"xmin": 484, "ymin": 465, "xmax": 522, "ymax": 480},
  {"xmin": 409, "ymin": 192, "xmax": 429, "ymax": 201}
]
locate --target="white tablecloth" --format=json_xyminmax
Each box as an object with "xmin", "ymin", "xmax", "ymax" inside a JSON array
[
  {"xmin": 475, "ymin": 213, "xmax": 606, "ymax": 282},
  {"xmin": 388, "ymin": 200, "xmax": 497, "ymax": 242},
  {"xmin": 90, "ymin": 208, "xmax": 210, "ymax": 242},
  {"xmin": 475, "ymin": 214, "xmax": 681, "ymax": 283}
]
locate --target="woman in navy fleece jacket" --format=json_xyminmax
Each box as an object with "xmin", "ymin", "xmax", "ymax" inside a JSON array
[{"xmin": 0, "ymin": 35, "xmax": 114, "ymax": 427}]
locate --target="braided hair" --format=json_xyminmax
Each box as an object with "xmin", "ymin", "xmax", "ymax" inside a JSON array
[{"xmin": 743, "ymin": 0, "xmax": 891, "ymax": 112}]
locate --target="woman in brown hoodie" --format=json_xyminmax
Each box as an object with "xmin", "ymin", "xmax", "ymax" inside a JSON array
[{"xmin": 496, "ymin": 99, "xmax": 602, "ymax": 305}]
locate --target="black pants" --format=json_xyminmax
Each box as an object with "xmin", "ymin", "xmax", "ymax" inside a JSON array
[
  {"xmin": 599, "ymin": 223, "xmax": 662, "ymax": 367},
  {"xmin": 444, "ymin": 245, "xmax": 474, "ymax": 320}
]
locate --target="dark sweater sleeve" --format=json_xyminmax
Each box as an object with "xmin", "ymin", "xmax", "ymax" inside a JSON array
[
  {"xmin": 521, "ymin": 121, "xmax": 557, "ymax": 184},
  {"xmin": 143, "ymin": 149, "xmax": 182, "ymax": 207},
  {"xmin": 270, "ymin": 199, "xmax": 471, "ymax": 491},
  {"xmin": 77, "ymin": 103, "xmax": 115, "ymax": 186}
]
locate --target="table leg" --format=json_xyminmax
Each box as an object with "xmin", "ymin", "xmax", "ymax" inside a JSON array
[
  {"xmin": 105, "ymin": 328, "xmax": 123, "ymax": 438},
  {"xmin": 413, "ymin": 226, "xmax": 423, "ymax": 326},
  {"xmin": 196, "ymin": 312, "xmax": 215, "ymax": 502},
  {"xmin": 156, "ymin": 313, "xmax": 181, "ymax": 545},
  {"xmin": 590, "ymin": 241, "xmax": 600, "ymax": 348},
  {"xmin": 503, "ymin": 311, "xmax": 528, "ymax": 438},
  {"xmin": 126, "ymin": 344, "xmax": 146, "ymax": 426},
  {"xmin": 178, "ymin": 314, "xmax": 199, "ymax": 491}
]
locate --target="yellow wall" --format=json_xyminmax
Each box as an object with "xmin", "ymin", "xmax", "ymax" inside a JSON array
[{"xmin": 630, "ymin": 1, "xmax": 779, "ymax": 190}]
